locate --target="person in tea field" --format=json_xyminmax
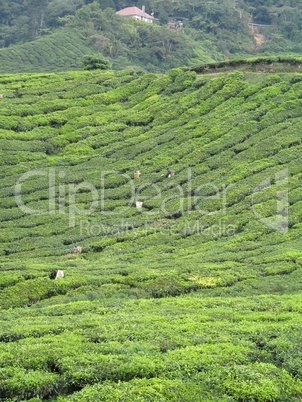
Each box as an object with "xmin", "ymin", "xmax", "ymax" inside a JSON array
[
  {"xmin": 166, "ymin": 168, "xmax": 171, "ymax": 178},
  {"xmin": 73, "ymin": 245, "xmax": 83, "ymax": 254}
]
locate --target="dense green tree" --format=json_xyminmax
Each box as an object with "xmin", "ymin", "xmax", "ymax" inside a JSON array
[
  {"xmin": 253, "ymin": 5, "xmax": 272, "ymax": 24},
  {"xmin": 97, "ymin": 0, "xmax": 116, "ymax": 10},
  {"xmin": 46, "ymin": 0, "xmax": 85, "ymax": 27},
  {"xmin": 82, "ymin": 54, "xmax": 111, "ymax": 69},
  {"xmin": 0, "ymin": 0, "xmax": 10, "ymax": 24},
  {"xmin": 26, "ymin": 0, "xmax": 49, "ymax": 39}
]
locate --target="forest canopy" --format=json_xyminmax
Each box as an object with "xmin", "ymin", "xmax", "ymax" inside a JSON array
[{"xmin": 0, "ymin": 0, "xmax": 301, "ymax": 72}]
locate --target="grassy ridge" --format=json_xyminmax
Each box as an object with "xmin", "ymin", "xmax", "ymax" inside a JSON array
[
  {"xmin": 1, "ymin": 65, "xmax": 302, "ymax": 400},
  {"xmin": 189, "ymin": 55, "xmax": 302, "ymax": 73}
]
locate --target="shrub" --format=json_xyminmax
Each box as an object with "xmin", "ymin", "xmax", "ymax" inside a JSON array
[{"xmin": 82, "ymin": 55, "xmax": 111, "ymax": 71}]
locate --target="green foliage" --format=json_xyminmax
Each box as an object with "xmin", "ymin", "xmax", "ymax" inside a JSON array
[
  {"xmin": 222, "ymin": 363, "xmax": 298, "ymax": 401},
  {"xmin": 1, "ymin": 67, "xmax": 302, "ymax": 401},
  {"xmin": 189, "ymin": 55, "xmax": 302, "ymax": 74},
  {"xmin": 0, "ymin": 1, "xmax": 302, "ymax": 73},
  {"xmin": 0, "ymin": 367, "xmax": 60, "ymax": 400},
  {"xmin": 0, "ymin": 29, "xmax": 95, "ymax": 74},
  {"xmin": 82, "ymin": 54, "xmax": 111, "ymax": 70}
]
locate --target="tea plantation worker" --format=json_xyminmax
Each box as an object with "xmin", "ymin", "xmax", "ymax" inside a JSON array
[
  {"xmin": 134, "ymin": 170, "xmax": 141, "ymax": 179},
  {"xmin": 55, "ymin": 270, "xmax": 64, "ymax": 279},
  {"xmin": 166, "ymin": 168, "xmax": 171, "ymax": 178},
  {"xmin": 74, "ymin": 244, "xmax": 78, "ymax": 253}
]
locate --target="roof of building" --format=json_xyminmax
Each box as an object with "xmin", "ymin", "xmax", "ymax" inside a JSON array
[{"xmin": 116, "ymin": 6, "xmax": 154, "ymax": 20}]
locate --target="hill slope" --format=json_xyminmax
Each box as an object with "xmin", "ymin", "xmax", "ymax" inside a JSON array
[
  {"xmin": 1, "ymin": 64, "xmax": 302, "ymax": 401},
  {"xmin": 1, "ymin": 1, "xmax": 302, "ymax": 73},
  {"xmin": 0, "ymin": 29, "xmax": 95, "ymax": 74}
]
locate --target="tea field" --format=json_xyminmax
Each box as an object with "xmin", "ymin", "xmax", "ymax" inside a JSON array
[
  {"xmin": 0, "ymin": 29, "xmax": 95, "ymax": 74},
  {"xmin": 1, "ymin": 61, "xmax": 302, "ymax": 401}
]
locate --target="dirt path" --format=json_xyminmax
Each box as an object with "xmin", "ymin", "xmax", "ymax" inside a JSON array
[{"xmin": 249, "ymin": 25, "xmax": 266, "ymax": 49}]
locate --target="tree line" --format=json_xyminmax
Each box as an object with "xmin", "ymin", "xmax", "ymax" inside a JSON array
[{"xmin": 0, "ymin": 0, "xmax": 301, "ymax": 69}]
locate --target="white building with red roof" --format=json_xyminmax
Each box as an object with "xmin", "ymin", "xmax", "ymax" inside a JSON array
[{"xmin": 116, "ymin": 6, "xmax": 155, "ymax": 23}]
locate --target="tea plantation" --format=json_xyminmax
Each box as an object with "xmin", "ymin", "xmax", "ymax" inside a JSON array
[
  {"xmin": 1, "ymin": 61, "xmax": 302, "ymax": 401},
  {"xmin": 0, "ymin": 29, "xmax": 95, "ymax": 75}
]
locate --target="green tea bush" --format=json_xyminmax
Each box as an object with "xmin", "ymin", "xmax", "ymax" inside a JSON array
[
  {"xmin": 222, "ymin": 363, "xmax": 298, "ymax": 402},
  {"xmin": 1, "ymin": 67, "xmax": 302, "ymax": 402},
  {"xmin": 59, "ymin": 354, "xmax": 163, "ymax": 386},
  {"xmin": 0, "ymin": 367, "xmax": 61, "ymax": 399},
  {"xmin": 56, "ymin": 378, "xmax": 212, "ymax": 402}
]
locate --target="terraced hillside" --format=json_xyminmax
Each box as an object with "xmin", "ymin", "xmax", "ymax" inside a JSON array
[
  {"xmin": 0, "ymin": 29, "xmax": 95, "ymax": 74},
  {"xmin": 1, "ymin": 64, "xmax": 302, "ymax": 401}
]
